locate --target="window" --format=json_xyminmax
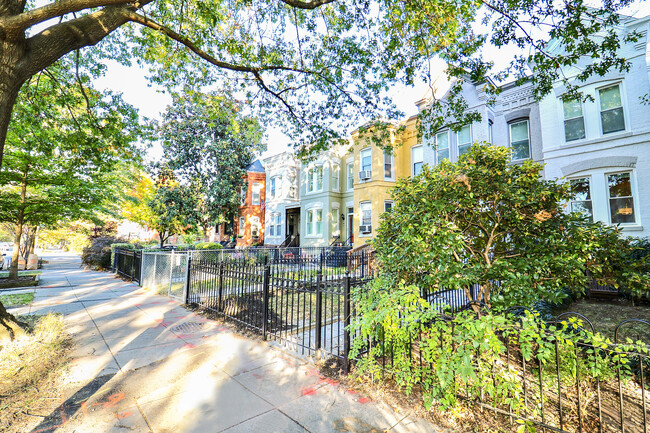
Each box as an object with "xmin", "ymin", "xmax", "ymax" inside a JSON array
[
  {"xmin": 270, "ymin": 213, "xmax": 282, "ymax": 237},
  {"xmin": 332, "ymin": 164, "xmax": 340, "ymax": 191},
  {"xmin": 269, "ymin": 176, "xmax": 282, "ymax": 199},
  {"xmin": 599, "ymin": 85, "xmax": 625, "ymax": 134},
  {"xmin": 251, "ymin": 216, "xmax": 261, "ymax": 238},
  {"xmin": 607, "ymin": 172, "xmax": 635, "ymax": 224},
  {"xmin": 331, "ymin": 208, "xmax": 340, "ymax": 236},
  {"xmin": 488, "ymin": 120, "xmax": 493, "ymax": 144},
  {"xmin": 384, "ymin": 201, "xmax": 393, "ymax": 213},
  {"xmin": 412, "ymin": 145, "xmax": 424, "ymax": 176},
  {"xmin": 307, "ymin": 208, "xmax": 323, "ymax": 236},
  {"xmin": 307, "ymin": 165, "xmax": 323, "ymax": 193},
  {"xmin": 563, "ymin": 99, "xmax": 586, "ymax": 142},
  {"xmin": 569, "ymin": 178, "xmax": 593, "ymax": 222},
  {"xmin": 435, "ymin": 131, "xmax": 449, "ymax": 163},
  {"xmin": 360, "ymin": 202, "xmax": 372, "ymax": 233},
  {"xmin": 239, "ymin": 217, "xmax": 245, "ymax": 232},
  {"xmin": 509, "ymin": 120, "xmax": 530, "ymax": 160},
  {"xmin": 252, "ymin": 183, "xmax": 262, "ymax": 205},
  {"xmin": 384, "ymin": 151, "xmax": 394, "ymax": 179},
  {"xmin": 347, "ymin": 163, "xmax": 354, "ymax": 190},
  {"xmin": 240, "ymin": 187, "xmax": 246, "ymax": 206},
  {"xmin": 361, "ymin": 148, "xmax": 372, "ymax": 172},
  {"xmin": 457, "ymin": 125, "xmax": 472, "ymax": 158}
]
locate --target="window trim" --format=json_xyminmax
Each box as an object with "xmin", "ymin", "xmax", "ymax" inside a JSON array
[
  {"xmin": 562, "ymin": 98, "xmax": 586, "ymax": 143},
  {"xmin": 306, "ymin": 207, "xmax": 324, "ymax": 237},
  {"xmin": 359, "ymin": 201, "xmax": 372, "ymax": 236},
  {"xmin": 384, "ymin": 200, "xmax": 394, "ymax": 213},
  {"xmin": 568, "ymin": 176, "xmax": 593, "ymax": 222},
  {"xmin": 434, "ymin": 130, "xmax": 449, "ymax": 165},
  {"xmin": 597, "ymin": 83, "xmax": 626, "ymax": 136},
  {"xmin": 360, "ymin": 147, "xmax": 372, "ymax": 175},
  {"xmin": 251, "ymin": 183, "xmax": 262, "ymax": 206},
  {"xmin": 411, "ymin": 145, "xmax": 424, "ymax": 176},
  {"xmin": 306, "ymin": 164, "xmax": 324, "ymax": 194},
  {"xmin": 384, "ymin": 151, "xmax": 395, "ymax": 181},
  {"xmin": 508, "ymin": 119, "xmax": 531, "ymax": 161},
  {"xmin": 332, "ymin": 163, "xmax": 340, "ymax": 192},
  {"xmin": 605, "ymin": 170, "xmax": 638, "ymax": 226},
  {"xmin": 346, "ymin": 162, "xmax": 354, "ymax": 190},
  {"xmin": 456, "ymin": 124, "xmax": 472, "ymax": 159}
]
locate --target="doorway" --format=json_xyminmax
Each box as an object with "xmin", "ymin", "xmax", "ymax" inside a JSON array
[{"xmin": 347, "ymin": 207, "xmax": 354, "ymax": 245}]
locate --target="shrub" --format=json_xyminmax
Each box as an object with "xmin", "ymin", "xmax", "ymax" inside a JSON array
[
  {"xmin": 373, "ymin": 143, "xmax": 650, "ymax": 309},
  {"xmin": 81, "ymin": 236, "xmax": 125, "ymax": 270},
  {"xmin": 193, "ymin": 242, "xmax": 223, "ymax": 250}
]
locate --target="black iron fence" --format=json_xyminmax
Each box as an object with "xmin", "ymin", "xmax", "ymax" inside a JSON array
[
  {"xmin": 113, "ymin": 249, "xmax": 142, "ymax": 283},
  {"xmin": 356, "ymin": 306, "xmax": 650, "ymax": 433},
  {"xmin": 186, "ymin": 248, "xmax": 374, "ymax": 364}
]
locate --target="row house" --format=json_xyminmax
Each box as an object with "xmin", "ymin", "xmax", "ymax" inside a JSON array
[
  {"xmin": 252, "ymin": 13, "xmax": 649, "ymax": 249},
  {"xmin": 263, "ymin": 152, "xmax": 300, "ymax": 246},
  {"xmin": 537, "ymin": 14, "xmax": 650, "ymax": 238},
  {"xmin": 235, "ymin": 160, "xmax": 266, "ymax": 247}
]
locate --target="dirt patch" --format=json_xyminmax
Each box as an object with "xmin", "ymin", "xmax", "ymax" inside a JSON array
[
  {"xmin": 0, "ymin": 275, "xmax": 38, "ymax": 289},
  {"xmin": 556, "ymin": 298, "xmax": 650, "ymax": 343},
  {"xmin": 0, "ymin": 314, "xmax": 72, "ymax": 433}
]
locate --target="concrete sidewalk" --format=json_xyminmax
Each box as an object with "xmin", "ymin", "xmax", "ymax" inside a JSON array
[{"xmin": 8, "ymin": 252, "xmax": 444, "ymax": 433}]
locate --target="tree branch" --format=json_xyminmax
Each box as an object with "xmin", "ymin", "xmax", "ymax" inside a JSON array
[
  {"xmin": 278, "ymin": 0, "xmax": 336, "ymax": 10},
  {"xmin": 0, "ymin": 0, "xmax": 131, "ymax": 35},
  {"xmin": 21, "ymin": 5, "xmax": 138, "ymax": 79}
]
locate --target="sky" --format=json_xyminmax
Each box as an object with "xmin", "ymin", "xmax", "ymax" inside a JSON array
[{"xmin": 91, "ymin": 1, "xmax": 650, "ymax": 163}]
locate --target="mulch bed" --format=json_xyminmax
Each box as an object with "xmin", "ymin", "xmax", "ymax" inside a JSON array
[{"xmin": 0, "ymin": 275, "xmax": 38, "ymax": 289}]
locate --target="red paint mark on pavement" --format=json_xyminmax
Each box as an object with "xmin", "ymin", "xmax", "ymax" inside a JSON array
[
  {"xmin": 301, "ymin": 388, "xmax": 317, "ymax": 396},
  {"xmin": 116, "ymin": 411, "xmax": 132, "ymax": 419},
  {"xmin": 358, "ymin": 397, "xmax": 372, "ymax": 404},
  {"xmin": 183, "ymin": 343, "xmax": 196, "ymax": 349},
  {"xmin": 253, "ymin": 373, "xmax": 263, "ymax": 379},
  {"xmin": 158, "ymin": 322, "xmax": 172, "ymax": 327},
  {"xmin": 347, "ymin": 389, "xmax": 357, "ymax": 394}
]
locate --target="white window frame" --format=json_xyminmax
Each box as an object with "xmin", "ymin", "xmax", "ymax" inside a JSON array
[
  {"xmin": 488, "ymin": 120, "xmax": 493, "ymax": 144},
  {"xmin": 306, "ymin": 206, "xmax": 324, "ymax": 237},
  {"xmin": 411, "ymin": 145, "xmax": 424, "ymax": 176},
  {"xmin": 252, "ymin": 183, "xmax": 262, "ymax": 206},
  {"xmin": 606, "ymin": 171, "xmax": 638, "ymax": 226},
  {"xmin": 360, "ymin": 148, "xmax": 372, "ymax": 174},
  {"xmin": 384, "ymin": 151, "xmax": 394, "ymax": 180},
  {"xmin": 434, "ymin": 131, "xmax": 449, "ymax": 164},
  {"xmin": 346, "ymin": 162, "xmax": 354, "ymax": 190},
  {"xmin": 597, "ymin": 83, "xmax": 626, "ymax": 135},
  {"xmin": 562, "ymin": 98, "xmax": 586, "ymax": 142},
  {"xmin": 567, "ymin": 168, "xmax": 641, "ymax": 231},
  {"xmin": 568, "ymin": 177, "xmax": 593, "ymax": 222},
  {"xmin": 508, "ymin": 119, "xmax": 531, "ymax": 161},
  {"xmin": 331, "ymin": 205, "xmax": 340, "ymax": 238},
  {"xmin": 240, "ymin": 187, "xmax": 246, "ymax": 206},
  {"xmin": 239, "ymin": 216, "xmax": 245, "ymax": 232},
  {"xmin": 332, "ymin": 163, "xmax": 340, "ymax": 191},
  {"xmin": 384, "ymin": 200, "xmax": 394, "ymax": 213},
  {"xmin": 456, "ymin": 125, "xmax": 472, "ymax": 158},
  {"xmin": 360, "ymin": 201, "xmax": 372, "ymax": 236}
]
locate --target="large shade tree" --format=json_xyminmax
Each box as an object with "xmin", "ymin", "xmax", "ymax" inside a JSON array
[
  {"xmin": 0, "ymin": 0, "xmax": 643, "ymax": 168},
  {"xmin": 0, "ymin": 59, "xmax": 142, "ymax": 339},
  {"xmin": 158, "ymin": 91, "xmax": 264, "ymax": 240}
]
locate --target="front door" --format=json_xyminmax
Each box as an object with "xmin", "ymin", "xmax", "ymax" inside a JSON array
[{"xmin": 347, "ymin": 207, "xmax": 354, "ymax": 245}]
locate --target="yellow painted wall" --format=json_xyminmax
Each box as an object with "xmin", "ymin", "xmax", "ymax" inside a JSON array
[
  {"xmin": 397, "ymin": 116, "xmax": 419, "ymax": 179},
  {"xmin": 351, "ymin": 128, "xmax": 399, "ymax": 248}
]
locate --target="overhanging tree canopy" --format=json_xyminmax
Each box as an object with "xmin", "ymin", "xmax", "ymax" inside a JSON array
[{"xmin": 0, "ymin": 0, "xmax": 642, "ymax": 167}]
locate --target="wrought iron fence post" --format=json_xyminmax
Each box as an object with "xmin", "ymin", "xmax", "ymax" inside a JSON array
[
  {"xmin": 361, "ymin": 250, "xmax": 366, "ymax": 278},
  {"xmin": 315, "ymin": 271, "xmax": 323, "ymax": 352},
  {"xmin": 168, "ymin": 250, "xmax": 174, "ymax": 296},
  {"xmin": 262, "ymin": 264, "xmax": 271, "ymax": 340},
  {"xmin": 217, "ymin": 262, "xmax": 224, "ymax": 312},
  {"xmin": 183, "ymin": 251, "xmax": 192, "ymax": 304},
  {"xmin": 343, "ymin": 271, "xmax": 351, "ymax": 374}
]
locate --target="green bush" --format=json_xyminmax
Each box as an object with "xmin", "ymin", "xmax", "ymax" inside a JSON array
[
  {"xmin": 193, "ymin": 242, "xmax": 223, "ymax": 250},
  {"xmin": 82, "ymin": 236, "xmax": 123, "ymax": 269}
]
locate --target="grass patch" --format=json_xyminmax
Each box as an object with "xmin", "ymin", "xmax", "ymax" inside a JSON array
[
  {"xmin": 0, "ymin": 314, "xmax": 72, "ymax": 433},
  {"xmin": 0, "ymin": 270, "xmax": 42, "ymax": 278},
  {"xmin": 0, "ymin": 292, "xmax": 34, "ymax": 307}
]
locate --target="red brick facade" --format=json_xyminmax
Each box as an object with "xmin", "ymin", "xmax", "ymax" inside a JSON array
[{"xmin": 235, "ymin": 169, "xmax": 266, "ymax": 247}]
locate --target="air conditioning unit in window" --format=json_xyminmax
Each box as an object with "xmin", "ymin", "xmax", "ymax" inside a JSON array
[
  {"xmin": 359, "ymin": 225, "xmax": 372, "ymax": 234},
  {"xmin": 358, "ymin": 170, "xmax": 371, "ymax": 181}
]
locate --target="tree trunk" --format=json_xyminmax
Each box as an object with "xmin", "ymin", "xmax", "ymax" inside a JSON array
[
  {"xmin": 0, "ymin": 35, "xmax": 27, "ymax": 170},
  {"xmin": 8, "ymin": 165, "xmax": 27, "ymax": 279},
  {"xmin": 0, "ymin": 300, "xmax": 26, "ymax": 341}
]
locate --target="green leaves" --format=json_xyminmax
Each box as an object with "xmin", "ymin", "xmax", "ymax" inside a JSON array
[{"xmin": 373, "ymin": 143, "xmax": 650, "ymax": 310}]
